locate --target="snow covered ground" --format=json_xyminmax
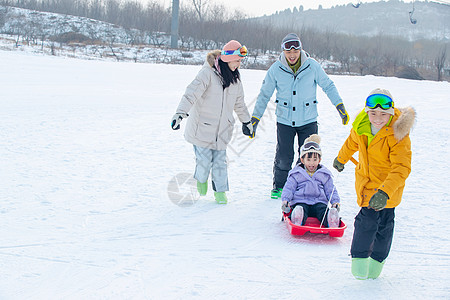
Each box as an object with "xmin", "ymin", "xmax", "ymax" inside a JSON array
[
  {"xmin": 1, "ymin": 50, "xmax": 449, "ymax": 299},
  {"xmin": 0, "ymin": 6, "xmax": 277, "ymax": 67}
]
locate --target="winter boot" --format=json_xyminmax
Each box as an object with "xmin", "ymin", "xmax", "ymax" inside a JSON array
[
  {"xmin": 197, "ymin": 181, "xmax": 207, "ymax": 196},
  {"xmin": 214, "ymin": 192, "xmax": 227, "ymax": 204},
  {"xmin": 327, "ymin": 207, "xmax": 340, "ymax": 228},
  {"xmin": 351, "ymin": 257, "xmax": 369, "ymax": 280},
  {"xmin": 271, "ymin": 188, "xmax": 283, "ymax": 199},
  {"xmin": 291, "ymin": 205, "xmax": 304, "ymax": 225},
  {"xmin": 367, "ymin": 257, "xmax": 385, "ymax": 279}
]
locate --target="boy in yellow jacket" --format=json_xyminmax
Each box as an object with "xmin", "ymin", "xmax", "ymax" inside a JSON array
[{"xmin": 333, "ymin": 88, "xmax": 415, "ymax": 280}]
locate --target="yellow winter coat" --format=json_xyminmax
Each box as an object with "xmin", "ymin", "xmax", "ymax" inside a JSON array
[{"xmin": 336, "ymin": 107, "xmax": 415, "ymax": 208}]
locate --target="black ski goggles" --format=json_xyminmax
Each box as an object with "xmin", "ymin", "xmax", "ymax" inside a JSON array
[{"xmin": 282, "ymin": 40, "xmax": 301, "ymax": 51}]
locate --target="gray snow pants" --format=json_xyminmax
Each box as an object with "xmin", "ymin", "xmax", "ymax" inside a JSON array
[{"xmin": 193, "ymin": 145, "xmax": 228, "ymax": 192}]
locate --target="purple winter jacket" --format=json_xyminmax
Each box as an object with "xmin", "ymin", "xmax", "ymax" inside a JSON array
[{"xmin": 281, "ymin": 164, "xmax": 340, "ymax": 206}]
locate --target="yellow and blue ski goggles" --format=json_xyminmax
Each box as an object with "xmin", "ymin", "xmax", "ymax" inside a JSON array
[
  {"xmin": 365, "ymin": 94, "xmax": 394, "ymax": 110},
  {"xmin": 221, "ymin": 45, "xmax": 248, "ymax": 57}
]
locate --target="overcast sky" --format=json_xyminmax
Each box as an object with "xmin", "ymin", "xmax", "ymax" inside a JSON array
[{"xmin": 145, "ymin": 0, "xmax": 415, "ymax": 18}]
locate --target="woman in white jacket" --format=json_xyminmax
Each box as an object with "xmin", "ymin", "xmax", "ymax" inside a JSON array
[{"xmin": 171, "ymin": 40, "xmax": 253, "ymax": 204}]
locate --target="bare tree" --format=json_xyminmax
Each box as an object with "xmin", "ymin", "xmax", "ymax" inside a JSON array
[
  {"xmin": 205, "ymin": 3, "xmax": 227, "ymax": 47},
  {"xmin": 435, "ymin": 45, "xmax": 447, "ymax": 81},
  {"xmin": 105, "ymin": 0, "xmax": 120, "ymax": 25},
  {"xmin": 0, "ymin": 5, "xmax": 7, "ymax": 27},
  {"xmin": 190, "ymin": 0, "xmax": 211, "ymax": 48},
  {"xmin": 145, "ymin": 1, "xmax": 170, "ymax": 33},
  {"xmin": 333, "ymin": 35, "xmax": 353, "ymax": 74},
  {"xmin": 6, "ymin": 13, "xmax": 27, "ymax": 47},
  {"xmin": 191, "ymin": 0, "xmax": 209, "ymax": 23}
]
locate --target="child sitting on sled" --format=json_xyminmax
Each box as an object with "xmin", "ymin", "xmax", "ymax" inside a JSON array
[
  {"xmin": 333, "ymin": 88, "xmax": 414, "ymax": 280},
  {"xmin": 281, "ymin": 134, "xmax": 340, "ymax": 228}
]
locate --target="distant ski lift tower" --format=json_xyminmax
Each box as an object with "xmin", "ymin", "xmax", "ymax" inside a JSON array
[
  {"xmin": 409, "ymin": 0, "xmax": 418, "ymax": 24},
  {"xmin": 352, "ymin": 1, "xmax": 361, "ymax": 8},
  {"xmin": 171, "ymin": 0, "xmax": 180, "ymax": 48}
]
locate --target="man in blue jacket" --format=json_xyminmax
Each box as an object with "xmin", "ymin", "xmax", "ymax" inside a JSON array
[{"xmin": 251, "ymin": 33, "xmax": 349, "ymax": 199}]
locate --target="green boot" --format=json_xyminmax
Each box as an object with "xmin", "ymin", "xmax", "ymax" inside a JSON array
[
  {"xmin": 197, "ymin": 181, "xmax": 207, "ymax": 196},
  {"xmin": 368, "ymin": 257, "xmax": 385, "ymax": 279},
  {"xmin": 351, "ymin": 257, "xmax": 369, "ymax": 280},
  {"xmin": 271, "ymin": 188, "xmax": 283, "ymax": 199},
  {"xmin": 214, "ymin": 192, "xmax": 227, "ymax": 204}
]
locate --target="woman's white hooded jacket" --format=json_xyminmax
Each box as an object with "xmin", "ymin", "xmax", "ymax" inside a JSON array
[{"xmin": 176, "ymin": 50, "xmax": 251, "ymax": 150}]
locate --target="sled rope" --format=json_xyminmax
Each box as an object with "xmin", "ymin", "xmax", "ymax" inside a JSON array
[
  {"xmin": 320, "ymin": 172, "xmax": 340, "ymax": 228},
  {"xmin": 319, "ymin": 157, "xmax": 356, "ymax": 227}
]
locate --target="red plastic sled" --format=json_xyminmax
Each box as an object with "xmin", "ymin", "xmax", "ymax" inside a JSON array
[{"xmin": 283, "ymin": 214, "xmax": 347, "ymax": 237}]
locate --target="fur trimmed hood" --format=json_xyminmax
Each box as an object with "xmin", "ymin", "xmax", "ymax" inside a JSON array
[
  {"xmin": 393, "ymin": 106, "xmax": 416, "ymax": 141},
  {"xmin": 206, "ymin": 50, "xmax": 221, "ymax": 67},
  {"xmin": 353, "ymin": 106, "xmax": 416, "ymax": 142}
]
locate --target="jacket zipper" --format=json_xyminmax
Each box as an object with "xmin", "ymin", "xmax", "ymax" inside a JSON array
[
  {"xmin": 216, "ymin": 90, "xmax": 225, "ymax": 143},
  {"xmin": 278, "ymin": 63, "xmax": 310, "ymax": 80}
]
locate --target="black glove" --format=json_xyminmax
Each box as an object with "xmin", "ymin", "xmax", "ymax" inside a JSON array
[
  {"xmin": 333, "ymin": 157, "xmax": 345, "ymax": 172},
  {"xmin": 242, "ymin": 121, "xmax": 254, "ymax": 137},
  {"xmin": 171, "ymin": 113, "xmax": 188, "ymax": 130},
  {"xmin": 369, "ymin": 190, "xmax": 389, "ymax": 211},
  {"xmin": 336, "ymin": 103, "xmax": 349, "ymax": 125},
  {"xmin": 250, "ymin": 116, "xmax": 260, "ymax": 138}
]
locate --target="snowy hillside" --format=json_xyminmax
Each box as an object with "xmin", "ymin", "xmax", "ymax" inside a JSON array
[
  {"xmin": 258, "ymin": 0, "xmax": 450, "ymax": 41},
  {"xmin": 0, "ymin": 5, "xmax": 138, "ymax": 44},
  {"xmin": 0, "ymin": 5, "xmax": 280, "ymax": 67},
  {"xmin": 0, "ymin": 50, "xmax": 449, "ymax": 299},
  {"xmin": 0, "ymin": 5, "xmax": 210, "ymax": 65}
]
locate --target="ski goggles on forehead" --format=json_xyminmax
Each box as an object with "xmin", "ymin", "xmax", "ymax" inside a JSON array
[
  {"xmin": 365, "ymin": 94, "xmax": 393, "ymax": 110},
  {"xmin": 221, "ymin": 45, "xmax": 248, "ymax": 57},
  {"xmin": 282, "ymin": 39, "xmax": 301, "ymax": 50},
  {"xmin": 301, "ymin": 141, "xmax": 321, "ymax": 152}
]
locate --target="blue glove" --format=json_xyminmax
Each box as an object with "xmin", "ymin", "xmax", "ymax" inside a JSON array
[
  {"xmin": 336, "ymin": 103, "xmax": 349, "ymax": 125},
  {"xmin": 250, "ymin": 116, "xmax": 260, "ymax": 138}
]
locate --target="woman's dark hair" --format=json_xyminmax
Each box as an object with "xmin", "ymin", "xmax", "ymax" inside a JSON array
[{"xmin": 217, "ymin": 58, "xmax": 240, "ymax": 89}]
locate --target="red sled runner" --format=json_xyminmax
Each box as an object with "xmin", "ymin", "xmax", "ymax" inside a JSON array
[{"xmin": 283, "ymin": 213, "xmax": 347, "ymax": 237}]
